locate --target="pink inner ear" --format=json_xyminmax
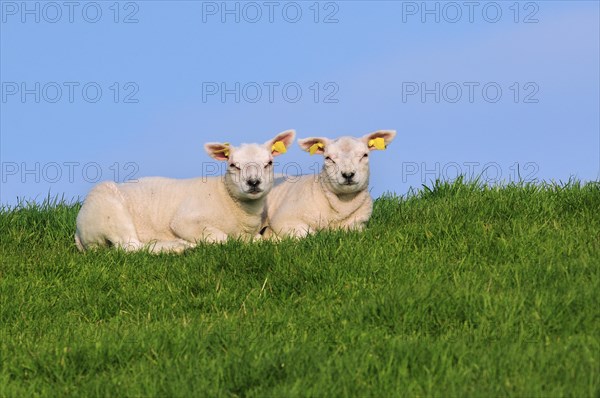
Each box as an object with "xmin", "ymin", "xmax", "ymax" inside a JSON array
[
  {"xmin": 365, "ymin": 130, "xmax": 396, "ymax": 145},
  {"xmin": 274, "ymin": 132, "xmax": 294, "ymax": 148},
  {"xmin": 207, "ymin": 145, "xmax": 229, "ymax": 160},
  {"xmin": 212, "ymin": 152, "xmax": 228, "ymax": 161},
  {"xmin": 300, "ymin": 139, "xmax": 324, "ymax": 152}
]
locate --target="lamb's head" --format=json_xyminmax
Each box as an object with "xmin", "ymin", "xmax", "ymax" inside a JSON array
[
  {"xmin": 205, "ymin": 129, "xmax": 295, "ymax": 201},
  {"xmin": 298, "ymin": 130, "xmax": 396, "ymax": 195}
]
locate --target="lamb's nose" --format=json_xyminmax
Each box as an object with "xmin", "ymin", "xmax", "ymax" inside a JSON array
[
  {"xmin": 341, "ymin": 172, "xmax": 355, "ymax": 180},
  {"xmin": 247, "ymin": 178, "xmax": 261, "ymax": 187}
]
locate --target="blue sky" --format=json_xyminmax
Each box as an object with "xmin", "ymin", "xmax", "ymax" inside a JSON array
[{"xmin": 1, "ymin": 1, "xmax": 599, "ymax": 205}]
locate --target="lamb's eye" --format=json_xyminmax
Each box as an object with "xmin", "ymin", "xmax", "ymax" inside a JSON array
[
  {"xmin": 265, "ymin": 160, "xmax": 273, "ymax": 168},
  {"xmin": 325, "ymin": 156, "xmax": 335, "ymax": 163},
  {"xmin": 229, "ymin": 163, "xmax": 240, "ymax": 170},
  {"xmin": 362, "ymin": 153, "xmax": 369, "ymax": 159}
]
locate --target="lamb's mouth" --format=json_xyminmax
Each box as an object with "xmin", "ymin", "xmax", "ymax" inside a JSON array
[
  {"xmin": 341, "ymin": 181, "xmax": 358, "ymax": 186},
  {"xmin": 247, "ymin": 188, "xmax": 263, "ymax": 194}
]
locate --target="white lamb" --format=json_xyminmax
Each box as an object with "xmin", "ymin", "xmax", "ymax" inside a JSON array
[
  {"xmin": 75, "ymin": 130, "xmax": 296, "ymax": 253},
  {"xmin": 263, "ymin": 130, "xmax": 396, "ymax": 238}
]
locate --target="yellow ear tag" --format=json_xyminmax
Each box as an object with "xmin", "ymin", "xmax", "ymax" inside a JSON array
[
  {"xmin": 309, "ymin": 142, "xmax": 324, "ymax": 155},
  {"xmin": 272, "ymin": 141, "xmax": 287, "ymax": 154},
  {"xmin": 368, "ymin": 137, "xmax": 386, "ymax": 150}
]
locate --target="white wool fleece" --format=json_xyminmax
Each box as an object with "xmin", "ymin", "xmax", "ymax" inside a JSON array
[
  {"xmin": 264, "ymin": 130, "xmax": 396, "ymax": 238},
  {"xmin": 75, "ymin": 129, "xmax": 295, "ymax": 253}
]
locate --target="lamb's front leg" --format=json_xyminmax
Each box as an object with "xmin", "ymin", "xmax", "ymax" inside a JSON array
[
  {"xmin": 198, "ymin": 228, "xmax": 229, "ymax": 243},
  {"xmin": 171, "ymin": 220, "xmax": 228, "ymax": 245},
  {"xmin": 266, "ymin": 222, "xmax": 311, "ymax": 240},
  {"xmin": 148, "ymin": 239, "xmax": 196, "ymax": 254},
  {"xmin": 341, "ymin": 202, "xmax": 372, "ymax": 232},
  {"xmin": 169, "ymin": 211, "xmax": 229, "ymax": 244},
  {"xmin": 341, "ymin": 219, "xmax": 367, "ymax": 232}
]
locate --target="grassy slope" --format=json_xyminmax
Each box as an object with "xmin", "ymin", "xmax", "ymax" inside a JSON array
[{"xmin": 1, "ymin": 180, "xmax": 598, "ymax": 397}]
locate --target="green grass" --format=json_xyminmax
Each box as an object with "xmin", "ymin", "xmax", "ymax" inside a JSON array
[{"xmin": 1, "ymin": 179, "xmax": 599, "ymax": 397}]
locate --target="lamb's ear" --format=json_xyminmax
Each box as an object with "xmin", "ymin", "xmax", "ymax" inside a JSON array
[
  {"xmin": 205, "ymin": 142, "xmax": 231, "ymax": 161},
  {"xmin": 266, "ymin": 129, "xmax": 296, "ymax": 157},
  {"xmin": 363, "ymin": 130, "xmax": 397, "ymax": 151},
  {"xmin": 298, "ymin": 137, "xmax": 330, "ymax": 155}
]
